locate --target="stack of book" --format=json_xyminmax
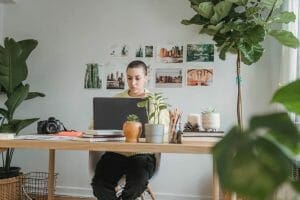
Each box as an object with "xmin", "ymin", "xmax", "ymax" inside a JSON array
[
  {"xmin": 182, "ymin": 131, "xmax": 224, "ymax": 142},
  {"xmin": 74, "ymin": 130, "xmax": 125, "ymax": 142}
]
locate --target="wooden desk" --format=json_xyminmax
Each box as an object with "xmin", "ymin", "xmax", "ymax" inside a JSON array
[{"xmin": 0, "ymin": 139, "xmax": 220, "ymax": 200}]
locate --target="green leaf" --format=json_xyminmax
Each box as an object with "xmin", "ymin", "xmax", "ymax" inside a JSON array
[
  {"xmin": 225, "ymin": 0, "xmax": 247, "ymax": 5},
  {"xmin": 259, "ymin": 0, "xmax": 284, "ymax": 10},
  {"xmin": 269, "ymin": 30, "xmax": 300, "ymax": 48},
  {"xmin": 0, "ymin": 108, "xmax": 8, "ymax": 119},
  {"xmin": 238, "ymin": 42, "xmax": 264, "ymax": 65},
  {"xmin": 214, "ymin": 127, "xmax": 291, "ymax": 199},
  {"xmin": 137, "ymin": 101, "xmax": 147, "ymax": 108},
  {"xmin": 0, "ymin": 118, "xmax": 39, "ymax": 134},
  {"xmin": 271, "ymin": 11, "xmax": 296, "ymax": 24},
  {"xmin": 249, "ymin": 113, "xmax": 300, "ymax": 154},
  {"xmin": 5, "ymin": 84, "xmax": 29, "ymax": 119},
  {"xmin": 271, "ymin": 79, "xmax": 300, "ymax": 115},
  {"xmin": 210, "ymin": 1, "xmax": 233, "ymax": 24},
  {"xmin": 181, "ymin": 14, "xmax": 208, "ymax": 26},
  {"xmin": 244, "ymin": 25, "xmax": 266, "ymax": 44},
  {"xmin": 25, "ymin": 92, "xmax": 45, "ymax": 100},
  {"xmin": 194, "ymin": 2, "xmax": 214, "ymax": 19},
  {"xmin": 0, "ymin": 38, "xmax": 37, "ymax": 94}
]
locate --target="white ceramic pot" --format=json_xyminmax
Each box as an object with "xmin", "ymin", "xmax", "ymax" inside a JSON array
[
  {"xmin": 201, "ymin": 113, "xmax": 220, "ymax": 131},
  {"xmin": 144, "ymin": 124, "xmax": 164, "ymax": 143}
]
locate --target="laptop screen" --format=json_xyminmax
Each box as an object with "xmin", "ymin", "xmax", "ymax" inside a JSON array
[{"xmin": 93, "ymin": 97, "xmax": 148, "ymax": 137}]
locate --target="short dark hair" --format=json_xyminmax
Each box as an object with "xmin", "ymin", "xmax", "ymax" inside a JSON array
[{"xmin": 126, "ymin": 60, "xmax": 147, "ymax": 75}]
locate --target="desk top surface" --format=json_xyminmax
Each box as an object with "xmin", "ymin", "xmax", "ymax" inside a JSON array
[{"xmin": 0, "ymin": 139, "xmax": 219, "ymax": 154}]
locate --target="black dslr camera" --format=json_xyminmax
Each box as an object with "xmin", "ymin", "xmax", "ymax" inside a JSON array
[{"xmin": 37, "ymin": 117, "xmax": 65, "ymax": 134}]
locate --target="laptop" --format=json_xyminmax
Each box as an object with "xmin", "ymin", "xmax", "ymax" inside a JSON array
[{"xmin": 93, "ymin": 97, "xmax": 148, "ymax": 137}]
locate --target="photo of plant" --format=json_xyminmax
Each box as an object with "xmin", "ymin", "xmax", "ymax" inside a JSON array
[
  {"xmin": 84, "ymin": 63, "xmax": 102, "ymax": 89},
  {"xmin": 109, "ymin": 44, "xmax": 129, "ymax": 57},
  {"xmin": 187, "ymin": 44, "xmax": 214, "ymax": 62},
  {"xmin": 157, "ymin": 45, "xmax": 183, "ymax": 63},
  {"xmin": 187, "ymin": 68, "xmax": 213, "ymax": 86},
  {"xmin": 156, "ymin": 68, "xmax": 183, "ymax": 88},
  {"xmin": 106, "ymin": 69, "xmax": 125, "ymax": 89},
  {"xmin": 145, "ymin": 45, "xmax": 153, "ymax": 57},
  {"xmin": 135, "ymin": 45, "xmax": 144, "ymax": 57}
]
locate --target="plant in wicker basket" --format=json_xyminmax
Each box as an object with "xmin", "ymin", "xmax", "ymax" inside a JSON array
[{"xmin": 0, "ymin": 37, "xmax": 45, "ymax": 179}]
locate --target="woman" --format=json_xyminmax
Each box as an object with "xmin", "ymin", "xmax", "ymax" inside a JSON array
[{"xmin": 92, "ymin": 60, "xmax": 168, "ymax": 200}]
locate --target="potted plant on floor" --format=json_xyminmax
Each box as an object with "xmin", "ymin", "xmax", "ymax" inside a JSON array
[
  {"xmin": 123, "ymin": 114, "xmax": 142, "ymax": 143},
  {"xmin": 0, "ymin": 37, "xmax": 45, "ymax": 181},
  {"xmin": 137, "ymin": 93, "xmax": 169, "ymax": 143},
  {"xmin": 181, "ymin": 0, "xmax": 300, "ymax": 129}
]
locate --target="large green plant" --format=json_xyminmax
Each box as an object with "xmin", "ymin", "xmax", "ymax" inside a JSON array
[
  {"xmin": 0, "ymin": 37, "xmax": 45, "ymax": 172},
  {"xmin": 213, "ymin": 79, "xmax": 300, "ymax": 199},
  {"xmin": 182, "ymin": 0, "xmax": 300, "ymax": 129}
]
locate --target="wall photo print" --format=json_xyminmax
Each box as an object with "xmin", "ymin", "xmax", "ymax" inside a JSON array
[
  {"xmin": 145, "ymin": 45, "xmax": 154, "ymax": 57},
  {"xmin": 109, "ymin": 44, "xmax": 129, "ymax": 57},
  {"xmin": 106, "ymin": 69, "xmax": 125, "ymax": 89},
  {"xmin": 187, "ymin": 68, "xmax": 213, "ymax": 86},
  {"xmin": 84, "ymin": 63, "xmax": 102, "ymax": 89},
  {"xmin": 187, "ymin": 44, "xmax": 214, "ymax": 62},
  {"xmin": 135, "ymin": 45, "xmax": 144, "ymax": 57},
  {"xmin": 156, "ymin": 68, "xmax": 183, "ymax": 88},
  {"xmin": 157, "ymin": 45, "xmax": 183, "ymax": 63}
]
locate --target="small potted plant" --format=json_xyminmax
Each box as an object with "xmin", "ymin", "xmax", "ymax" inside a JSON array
[
  {"xmin": 137, "ymin": 93, "xmax": 169, "ymax": 143},
  {"xmin": 201, "ymin": 108, "xmax": 220, "ymax": 132},
  {"xmin": 123, "ymin": 114, "xmax": 142, "ymax": 143}
]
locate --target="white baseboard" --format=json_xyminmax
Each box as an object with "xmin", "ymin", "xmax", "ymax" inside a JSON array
[{"xmin": 55, "ymin": 186, "xmax": 211, "ymax": 200}]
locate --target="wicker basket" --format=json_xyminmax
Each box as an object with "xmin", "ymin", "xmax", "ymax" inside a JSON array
[{"xmin": 0, "ymin": 175, "xmax": 22, "ymax": 200}]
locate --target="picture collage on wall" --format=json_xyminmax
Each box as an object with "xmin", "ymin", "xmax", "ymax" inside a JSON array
[{"xmin": 83, "ymin": 43, "xmax": 215, "ymax": 89}]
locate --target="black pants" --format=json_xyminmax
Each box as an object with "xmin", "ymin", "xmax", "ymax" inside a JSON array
[{"xmin": 91, "ymin": 152, "xmax": 156, "ymax": 200}]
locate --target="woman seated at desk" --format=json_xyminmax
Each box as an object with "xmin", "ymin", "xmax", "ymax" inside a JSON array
[{"xmin": 91, "ymin": 60, "xmax": 169, "ymax": 200}]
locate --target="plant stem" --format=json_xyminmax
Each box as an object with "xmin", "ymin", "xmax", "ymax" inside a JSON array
[
  {"xmin": 237, "ymin": 50, "xmax": 243, "ymax": 131},
  {"xmin": 266, "ymin": 0, "xmax": 277, "ymax": 22}
]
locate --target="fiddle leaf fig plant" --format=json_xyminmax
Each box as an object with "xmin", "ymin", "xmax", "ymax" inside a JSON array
[
  {"xmin": 0, "ymin": 37, "xmax": 45, "ymax": 173},
  {"xmin": 213, "ymin": 79, "xmax": 300, "ymax": 199},
  {"xmin": 182, "ymin": 0, "xmax": 300, "ymax": 129}
]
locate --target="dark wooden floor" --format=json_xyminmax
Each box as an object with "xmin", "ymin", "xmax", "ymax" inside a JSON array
[{"xmin": 55, "ymin": 195, "xmax": 95, "ymax": 200}]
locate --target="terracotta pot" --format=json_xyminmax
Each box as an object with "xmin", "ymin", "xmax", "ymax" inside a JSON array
[{"xmin": 123, "ymin": 121, "xmax": 142, "ymax": 143}]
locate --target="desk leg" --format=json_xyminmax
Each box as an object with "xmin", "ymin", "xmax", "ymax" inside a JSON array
[
  {"xmin": 48, "ymin": 149, "xmax": 55, "ymax": 200},
  {"xmin": 212, "ymin": 158, "xmax": 219, "ymax": 200}
]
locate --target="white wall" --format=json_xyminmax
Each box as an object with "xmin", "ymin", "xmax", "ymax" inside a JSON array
[
  {"xmin": 2, "ymin": 0, "xmax": 277, "ymax": 199},
  {"xmin": 0, "ymin": 4, "xmax": 3, "ymax": 42}
]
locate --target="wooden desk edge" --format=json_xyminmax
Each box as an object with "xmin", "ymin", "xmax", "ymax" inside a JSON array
[{"xmin": 0, "ymin": 140, "xmax": 217, "ymax": 154}]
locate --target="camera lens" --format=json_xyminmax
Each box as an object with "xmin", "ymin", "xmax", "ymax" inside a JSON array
[{"xmin": 46, "ymin": 122, "xmax": 59, "ymax": 134}]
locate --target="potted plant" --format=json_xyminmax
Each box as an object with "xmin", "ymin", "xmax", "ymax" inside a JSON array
[
  {"xmin": 137, "ymin": 92, "xmax": 169, "ymax": 143},
  {"xmin": 182, "ymin": 0, "xmax": 300, "ymax": 129},
  {"xmin": 213, "ymin": 79, "xmax": 300, "ymax": 199},
  {"xmin": 123, "ymin": 114, "xmax": 142, "ymax": 143},
  {"xmin": 0, "ymin": 37, "xmax": 45, "ymax": 179},
  {"xmin": 201, "ymin": 108, "xmax": 220, "ymax": 132}
]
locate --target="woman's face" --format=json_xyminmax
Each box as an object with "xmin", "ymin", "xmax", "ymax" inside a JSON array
[{"xmin": 126, "ymin": 67, "xmax": 147, "ymax": 96}]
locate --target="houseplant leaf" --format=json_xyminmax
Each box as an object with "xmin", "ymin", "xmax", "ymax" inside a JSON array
[
  {"xmin": 271, "ymin": 79, "xmax": 300, "ymax": 115},
  {"xmin": 268, "ymin": 30, "xmax": 300, "ymax": 48},
  {"xmin": 238, "ymin": 42, "xmax": 264, "ymax": 65},
  {"xmin": 0, "ymin": 38, "xmax": 37, "ymax": 94},
  {"xmin": 0, "ymin": 118, "xmax": 39, "ymax": 134},
  {"xmin": 194, "ymin": 2, "xmax": 214, "ymax": 18},
  {"xmin": 249, "ymin": 112, "xmax": 300, "ymax": 153},
  {"xmin": 214, "ymin": 126, "xmax": 291, "ymax": 199},
  {"xmin": 181, "ymin": 14, "xmax": 207, "ymax": 26},
  {"xmin": 210, "ymin": 1, "xmax": 232, "ymax": 24},
  {"xmin": 5, "ymin": 84, "xmax": 29, "ymax": 120},
  {"xmin": 271, "ymin": 11, "xmax": 296, "ymax": 24},
  {"xmin": 25, "ymin": 92, "xmax": 45, "ymax": 100}
]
